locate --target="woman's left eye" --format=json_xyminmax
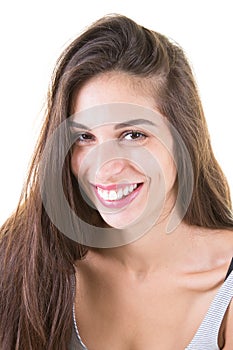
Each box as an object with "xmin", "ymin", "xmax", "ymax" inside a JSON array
[{"xmin": 121, "ymin": 130, "xmax": 147, "ymax": 142}]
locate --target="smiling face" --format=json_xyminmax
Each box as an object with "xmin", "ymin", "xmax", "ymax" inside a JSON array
[{"xmin": 70, "ymin": 72, "xmax": 177, "ymax": 229}]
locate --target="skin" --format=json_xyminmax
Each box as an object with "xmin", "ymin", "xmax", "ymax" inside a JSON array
[{"xmin": 71, "ymin": 72, "xmax": 233, "ymax": 350}]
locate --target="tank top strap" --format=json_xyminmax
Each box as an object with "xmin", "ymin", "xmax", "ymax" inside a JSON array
[
  {"xmin": 186, "ymin": 264, "xmax": 233, "ymax": 350},
  {"xmin": 225, "ymin": 256, "xmax": 233, "ymax": 280},
  {"xmin": 70, "ymin": 271, "xmax": 88, "ymax": 349}
]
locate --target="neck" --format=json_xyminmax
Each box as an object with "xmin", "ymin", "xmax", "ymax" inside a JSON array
[{"xmin": 90, "ymin": 216, "xmax": 193, "ymax": 277}]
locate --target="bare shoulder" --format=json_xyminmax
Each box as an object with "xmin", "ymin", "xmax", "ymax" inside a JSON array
[
  {"xmin": 178, "ymin": 226, "xmax": 233, "ymax": 295},
  {"xmin": 211, "ymin": 227, "xmax": 233, "ymax": 264},
  {"xmin": 191, "ymin": 226, "xmax": 233, "ymax": 265}
]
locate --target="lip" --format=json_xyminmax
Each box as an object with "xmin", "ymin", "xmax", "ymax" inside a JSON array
[
  {"xmin": 93, "ymin": 183, "xmax": 143, "ymax": 209},
  {"xmin": 95, "ymin": 183, "xmax": 137, "ymax": 191}
]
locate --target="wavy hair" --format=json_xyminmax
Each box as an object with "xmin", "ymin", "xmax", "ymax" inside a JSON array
[{"xmin": 1, "ymin": 14, "xmax": 232, "ymax": 349}]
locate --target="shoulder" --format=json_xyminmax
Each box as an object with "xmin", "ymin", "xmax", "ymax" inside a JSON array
[
  {"xmin": 187, "ymin": 226, "xmax": 233, "ymax": 267},
  {"xmin": 192, "ymin": 227, "xmax": 233, "ymax": 263},
  {"xmin": 180, "ymin": 226, "xmax": 233, "ymax": 295}
]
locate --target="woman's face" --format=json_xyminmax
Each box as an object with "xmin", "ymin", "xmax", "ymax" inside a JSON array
[{"xmin": 70, "ymin": 73, "xmax": 177, "ymax": 229}]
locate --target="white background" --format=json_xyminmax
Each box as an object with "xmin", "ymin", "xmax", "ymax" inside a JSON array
[{"xmin": 0, "ymin": 0, "xmax": 232, "ymax": 225}]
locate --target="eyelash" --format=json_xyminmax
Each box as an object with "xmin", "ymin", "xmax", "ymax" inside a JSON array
[
  {"xmin": 71, "ymin": 130, "xmax": 147, "ymax": 145},
  {"xmin": 73, "ymin": 132, "xmax": 94, "ymax": 143},
  {"xmin": 121, "ymin": 130, "xmax": 147, "ymax": 142}
]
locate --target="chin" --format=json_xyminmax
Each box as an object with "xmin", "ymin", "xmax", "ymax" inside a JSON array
[{"xmin": 99, "ymin": 209, "xmax": 143, "ymax": 230}]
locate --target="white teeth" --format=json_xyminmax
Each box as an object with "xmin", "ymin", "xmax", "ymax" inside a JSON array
[
  {"xmin": 102, "ymin": 191, "xmax": 109, "ymax": 200},
  {"xmin": 123, "ymin": 187, "xmax": 129, "ymax": 196},
  {"xmin": 97, "ymin": 187, "xmax": 102, "ymax": 196},
  {"xmin": 97, "ymin": 184, "xmax": 139, "ymax": 201},
  {"xmin": 117, "ymin": 188, "xmax": 123, "ymax": 199},
  {"xmin": 129, "ymin": 184, "xmax": 134, "ymax": 193},
  {"xmin": 97, "ymin": 188, "xmax": 109, "ymax": 200},
  {"xmin": 109, "ymin": 190, "xmax": 117, "ymax": 200}
]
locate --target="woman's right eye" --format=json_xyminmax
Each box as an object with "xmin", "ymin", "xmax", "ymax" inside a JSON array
[{"xmin": 71, "ymin": 132, "xmax": 95, "ymax": 145}]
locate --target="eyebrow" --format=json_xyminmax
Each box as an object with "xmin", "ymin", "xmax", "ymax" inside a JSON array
[
  {"xmin": 68, "ymin": 118, "xmax": 157, "ymax": 130},
  {"xmin": 114, "ymin": 119, "xmax": 157, "ymax": 129},
  {"xmin": 68, "ymin": 121, "xmax": 91, "ymax": 130}
]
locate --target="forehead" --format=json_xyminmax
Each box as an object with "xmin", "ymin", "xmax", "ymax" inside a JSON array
[
  {"xmin": 70, "ymin": 103, "xmax": 165, "ymax": 131},
  {"xmin": 70, "ymin": 72, "xmax": 164, "ymax": 129},
  {"xmin": 72, "ymin": 72, "xmax": 158, "ymax": 114}
]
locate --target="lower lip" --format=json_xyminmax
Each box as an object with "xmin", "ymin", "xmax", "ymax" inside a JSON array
[{"xmin": 94, "ymin": 184, "xmax": 143, "ymax": 209}]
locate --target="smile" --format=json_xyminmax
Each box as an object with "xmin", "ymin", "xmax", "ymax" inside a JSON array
[
  {"xmin": 94, "ymin": 183, "xmax": 143, "ymax": 209},
  {"xmin": 97, "ymin": 183, "xmax": 138, "ymax": 201}
]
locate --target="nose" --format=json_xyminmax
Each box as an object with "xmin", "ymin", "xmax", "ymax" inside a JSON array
[
  {"xmin": 82, "ymin": 139, "xmax": 137, "ymax": 185},
  {"xmin": 96, "ymin": 158, "xmax": 126, "ymax": 183}
]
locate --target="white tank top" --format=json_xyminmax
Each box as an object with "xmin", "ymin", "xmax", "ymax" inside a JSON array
[{"xmin": 70, "ymin": 258, "xmax": 233, "ymax": 350}]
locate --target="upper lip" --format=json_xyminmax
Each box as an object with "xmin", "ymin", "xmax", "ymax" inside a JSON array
[{"xmin": 94, "ymin": 183, "xmax": 141, "ymax": 191}]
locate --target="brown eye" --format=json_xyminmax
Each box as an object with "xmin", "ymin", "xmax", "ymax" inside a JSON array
[
  {"xmin": 122, "ymin": 130, "xmax": 147, "ymax": 141},
  {"xmin": 72, "ymin": 132, "xmax": 95, "ymax": 145}
]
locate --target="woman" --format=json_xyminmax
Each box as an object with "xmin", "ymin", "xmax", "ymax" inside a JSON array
[{"xmin": 1, "ymin": 14, "xmax": 233, "ymax": 350}]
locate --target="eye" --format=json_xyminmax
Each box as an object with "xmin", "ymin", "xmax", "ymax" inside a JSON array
[
  {"xmin": 71, "ymin": 132, "xmax": 95, "ymax": 145},
  {"xmin": 121, "ymin": 130, "xmax": 147, "ymax": 142}
]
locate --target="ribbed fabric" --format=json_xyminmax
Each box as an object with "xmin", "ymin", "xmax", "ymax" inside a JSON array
[
  {"xmin": 69, "ymin": 274, "xmax": 87, "ymax": 350},
  {"xmin": 71, "ymin": 300, "xmax": 88, "ymax": 350},
  {"xmin": 70, "ymin": 260, "xmax": 233, "ymax": 350},
  {"xmin": 186, "ymin": 269, "xmax": 233, "ymax": 350}
]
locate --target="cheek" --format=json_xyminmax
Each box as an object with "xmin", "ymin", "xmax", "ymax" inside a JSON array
[
  {"xmin": 167, "ymin": 157, "xmax": 177, "ymax": 185},
  {"xmin": 162, "ymin": 149, "xmax": 176, "ymax": 179},
  {"xmin": 163, "ymin": 154, "xmax": 177, "ymax": 190},
  {"xmin": 151, "ymin": 143, "xmax": 177, "ymax": 189},
  {"xmin": 70, "ymin": 147, "xmax": 83, "ymax": 178}
]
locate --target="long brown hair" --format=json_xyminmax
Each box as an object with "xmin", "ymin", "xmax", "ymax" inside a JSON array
[{"xmin": 1, "ymin": 14, "xmax": 232, "ymax": 349}]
